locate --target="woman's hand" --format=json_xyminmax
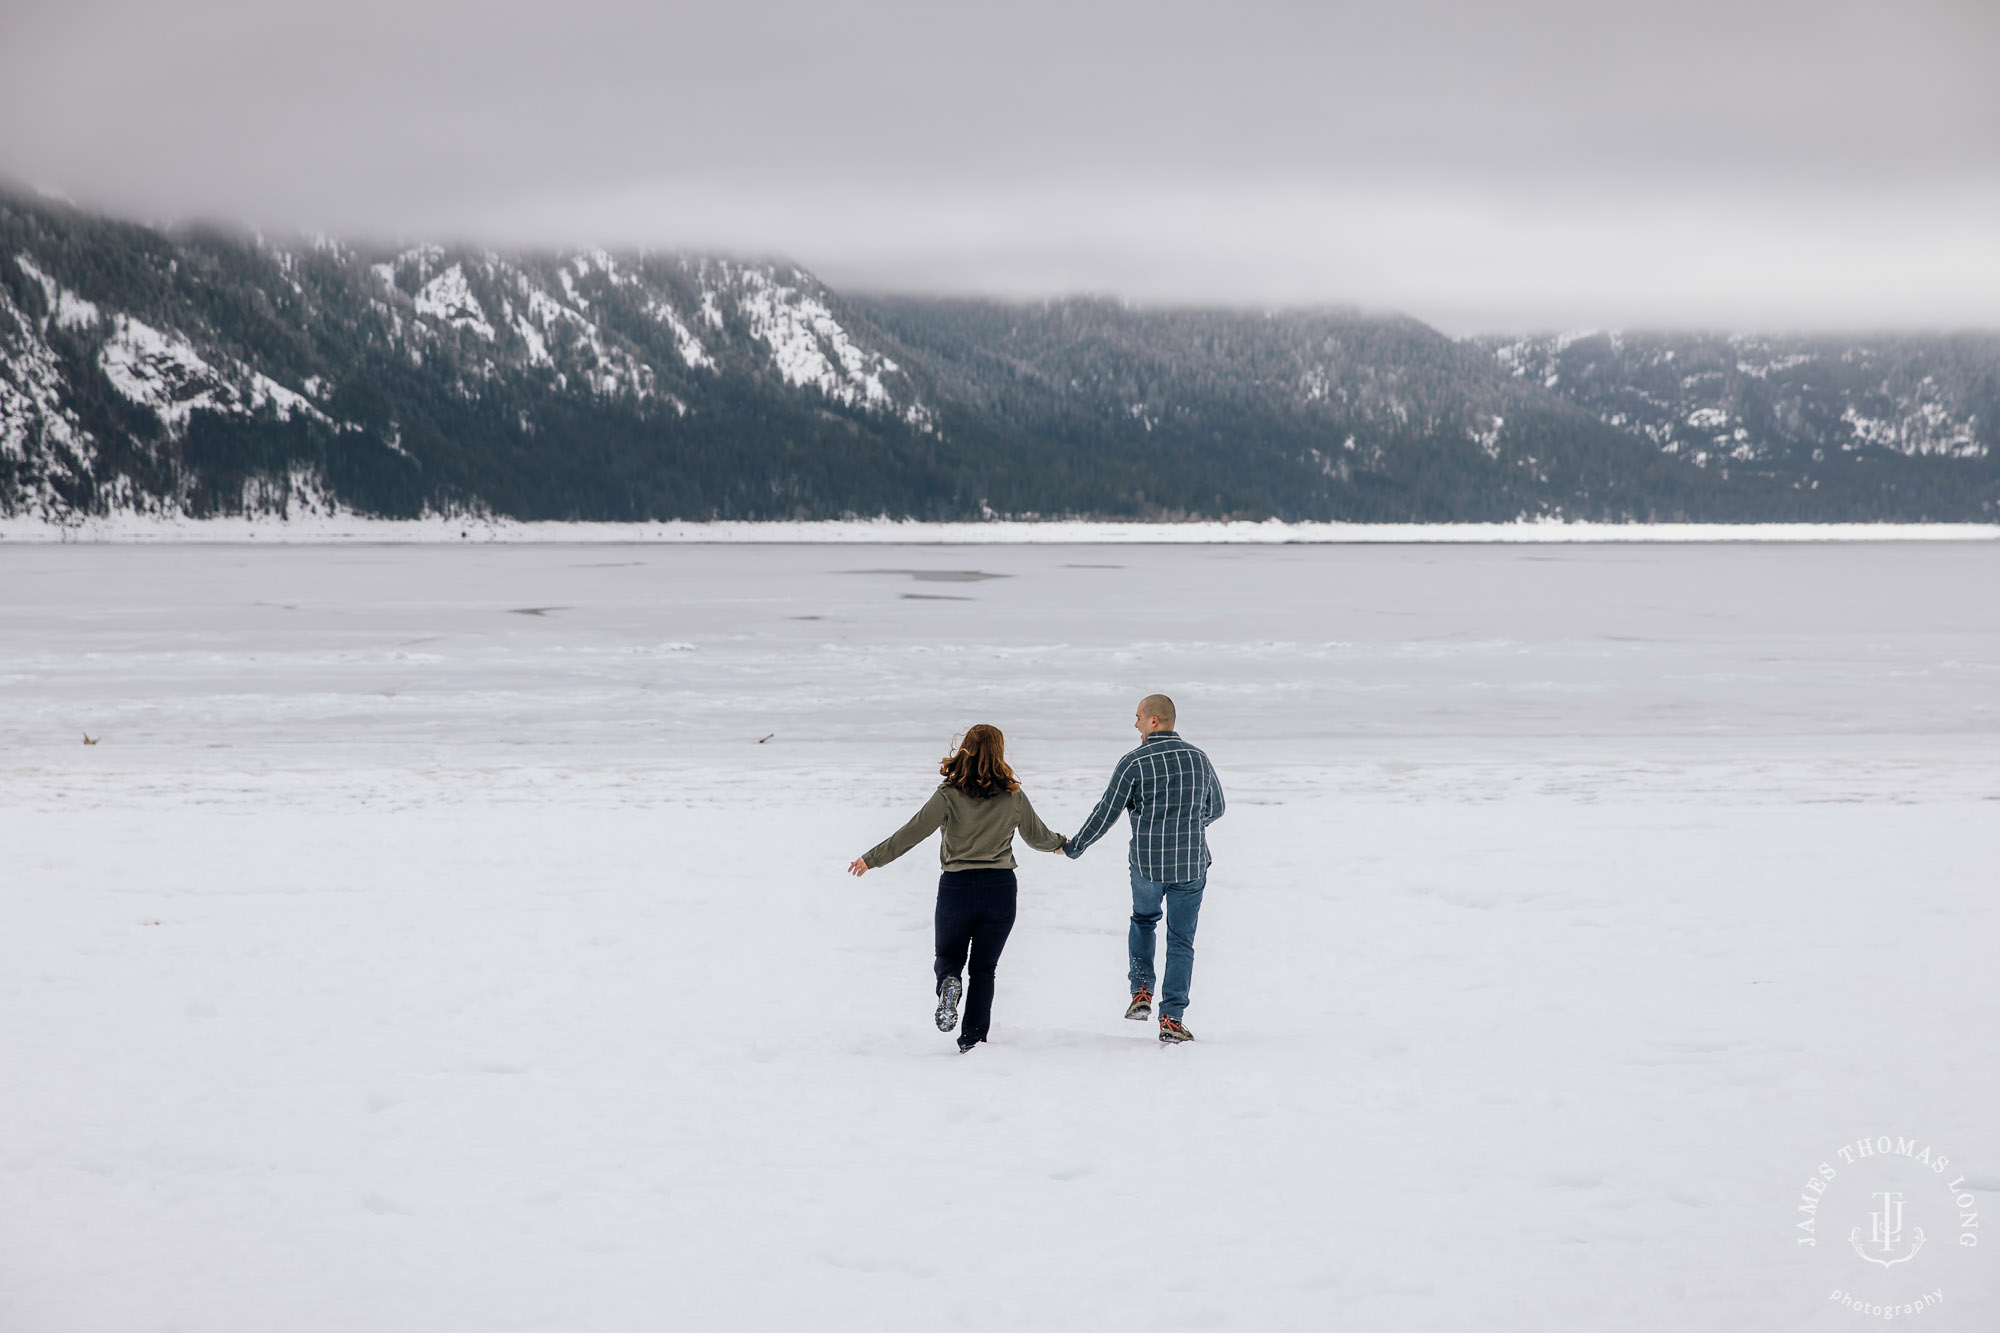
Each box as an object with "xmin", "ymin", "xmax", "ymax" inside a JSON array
[{"xmin": 847, "ymin": 857, "xmax": 870, "ymax": 877}]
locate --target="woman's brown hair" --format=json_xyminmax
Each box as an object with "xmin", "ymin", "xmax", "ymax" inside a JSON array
[{"xmin": 939, "ymin": 724, "xmax": 1020, "ymax": 798}]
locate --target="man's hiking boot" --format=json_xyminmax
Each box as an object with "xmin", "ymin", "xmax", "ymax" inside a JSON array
[
  {"xmin": 957, "ymin": 1038, "xmax": 979, "ymax": 1054},
  {"xmin": 1125, "ymin": 987, "xmax": 1153, "ymax": 1021},
  {"xmin": 1158, "ymin": 1015, "xmax": 1194, "ymax": 1044},
  {"xmin": 935, "ymin": 975, "xmax": 963, "ymax": 1032}
]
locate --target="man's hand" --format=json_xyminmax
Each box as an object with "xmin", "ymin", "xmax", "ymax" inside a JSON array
[{"xmin": 847, "ymin": 856, "xmax": 870, "ymax": 877}]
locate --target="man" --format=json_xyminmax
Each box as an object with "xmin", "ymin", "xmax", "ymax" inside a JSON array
[{"xmin": 1063, "ymin": 694, "xmax": 1225, "ymax": 1044}]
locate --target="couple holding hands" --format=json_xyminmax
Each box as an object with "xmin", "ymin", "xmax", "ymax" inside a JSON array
[{"xmin": 847, "ymin": 694, "xmax": 1225, "ymax": 1052}]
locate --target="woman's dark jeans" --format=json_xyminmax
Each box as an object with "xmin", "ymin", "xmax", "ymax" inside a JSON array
[{"xmin": 934, "ymin": 868, "xmax": 1018, "ymax": 1045}]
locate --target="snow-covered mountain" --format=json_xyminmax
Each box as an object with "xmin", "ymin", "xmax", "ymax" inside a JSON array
[
  {"xmin": 1, "ymin": 191, "xmax": 941, "ymax": 522},
  {"xmin": 1484, "ymin": 330, "xmax": 1997, "ymax": 470},
  {"xmin": 4, "ymin": 185, "xmax": 1997, "ymax": 523}
]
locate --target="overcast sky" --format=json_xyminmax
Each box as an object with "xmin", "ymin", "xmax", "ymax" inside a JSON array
[{"xmin": 3, "ymin": 0, "xmax": 1996, "ymax": 332}]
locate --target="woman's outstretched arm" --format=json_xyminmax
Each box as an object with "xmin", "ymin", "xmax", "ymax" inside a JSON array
[
  {"xmin": 1013, "ymin": 790, "xmax": 1069, "ymax": 854},
  {"xmin": 849, "ymin": 786, "xmax": 950, "ymax": 876}
]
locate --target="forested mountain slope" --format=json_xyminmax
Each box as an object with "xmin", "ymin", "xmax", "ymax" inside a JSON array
[
  {"xmin": 4, "ymin": 187, "xmax": 1995, "ymax": 523},
  {"xmin": 1481, "ymin": 331, "xmax": 2000, "ymax": 520}
]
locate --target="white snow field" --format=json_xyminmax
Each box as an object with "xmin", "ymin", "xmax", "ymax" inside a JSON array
[
  {"xmin": 2, "ymin": 540, "xmax": 1996, "ymax": 1332},
  {"xmin": 5, "ymin": 514, "xmax": 2000, "ymax": 545}
]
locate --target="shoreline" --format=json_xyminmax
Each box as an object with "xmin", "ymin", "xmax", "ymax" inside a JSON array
[{"xmin": 2, "ymin": 515, "xmax": 1997, "ymax": 544}]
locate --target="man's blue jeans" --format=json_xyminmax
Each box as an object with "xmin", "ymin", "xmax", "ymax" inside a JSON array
[{"xmin": 1129, "ymin": 867, "xmax": 1206, "ymax": 1020}]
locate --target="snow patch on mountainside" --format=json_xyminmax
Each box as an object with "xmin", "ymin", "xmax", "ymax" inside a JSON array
[
  {"xmin": 512, "ymin": 275, "xmax": 657, "ymax": 400},
  {"xmin": 1735, "ymin": 352, "xmax": 1813, "ymax": 379},
  {"xmin": 0, "ymin": 283, "xmax": 93, "ymax": 487},
  {"xmin": 722, "ymin": 265, "xmax": 932, "ymax": 430},
  {"xmin": 645, "ymin": 296, "xmax": 713, "ymax": 371},
  {"xmin": 1470, "ymin": 414, "xmax": 1504, "ymax": 459},
  {"xmin": 1843, "ymin": 400, "xmax": 1983, "ymax": 459},
  {"xmin": 13, "ymin": 254, "xmax": 100, "ymax": 330},
  {"xmin": 247, "ymin": 372, "xmax": 329, "ymax": 424},
  {"xmin": 502, "ymin": 281, "xmax": 557, "ymax": 367},
  {"xmin": 510, "ymin": 308, "xmax": 551, "ymax": 367},
  {"xmin": 414, "ymin": 264, "xmax": 495, "ymax": 341},
  {"xmin": 99, "ymin": 316, "xmax": 234, "ymax": 433},
  {"xmin": 99, "ymin": 315, "xmax": 331, "ymax": 436}
]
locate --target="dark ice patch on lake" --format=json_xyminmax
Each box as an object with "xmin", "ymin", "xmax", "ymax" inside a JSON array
[{"xmin": 841, "ymin": 569, "xmax": 1010, "ymax": 582}]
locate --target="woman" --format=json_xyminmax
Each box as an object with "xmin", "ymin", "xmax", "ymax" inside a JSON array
[{"xmin": 847, "ymin": 724, "xmax": 1068, "ymax": 1053}]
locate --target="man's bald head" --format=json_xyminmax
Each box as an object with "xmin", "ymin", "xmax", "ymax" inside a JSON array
[{"xmin": 1137, "ymin": 694, "xmax": 1176, "ymax": 730}]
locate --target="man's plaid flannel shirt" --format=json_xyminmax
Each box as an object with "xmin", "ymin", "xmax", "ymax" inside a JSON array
[{"xmin": 1064, "ymin": 731, "xmax": 1225, "ymax": 882}]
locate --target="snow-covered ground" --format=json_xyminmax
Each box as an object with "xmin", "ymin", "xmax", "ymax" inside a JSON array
[
  {"xmin": 3, "ymin": 514, "xmax": 1999, "ymax": 544},
  {"xmin": 3, "ymin": 541, "xmax": 1996, "ymax": 1331}
]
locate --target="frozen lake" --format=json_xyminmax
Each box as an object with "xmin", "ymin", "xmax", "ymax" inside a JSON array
[{"xmin": 3, "ymin": 541, "xmax": 1997, "ymax": 1330}]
